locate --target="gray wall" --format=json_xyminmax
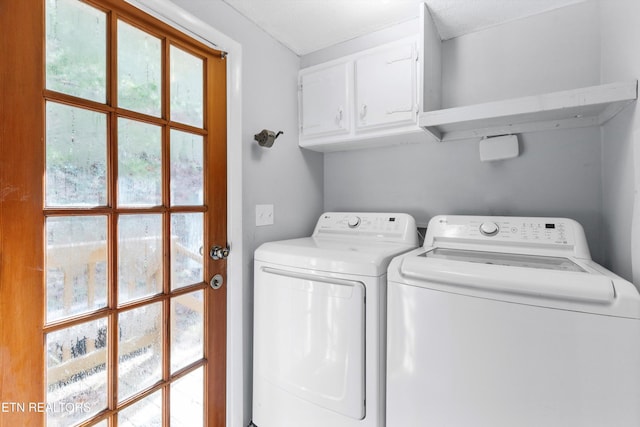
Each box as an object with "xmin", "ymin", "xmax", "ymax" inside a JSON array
[
  {"xmin": 324, "ymin": 128, "xmax": 603, "ymax": 261},
  {"xmin": 599, "ymin": 0, "xmax": 640, "ymax": 284},
  {"xmin": 442, "ymin": 0, "xmax": 599, "ymax": 107},
  {"xmin": 316, "ymin": 1, "xmax": 607, "ymax": 263},
  {"xmin": 167, "ymin": 1, "xmax": 324, "ymax": 424}
]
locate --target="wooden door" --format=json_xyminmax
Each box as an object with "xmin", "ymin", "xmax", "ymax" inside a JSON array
[{"xmin": 0, "ymin": 1, "xmax": 227, "ymax": 425}]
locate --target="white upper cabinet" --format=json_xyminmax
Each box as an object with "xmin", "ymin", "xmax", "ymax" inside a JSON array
[
  {"xmin": 299, "ymin": 36, "xmax": 434, "ymax": 152},
  {"xmin": 355, "ymin": 43, "xmax": 417, "ymax": 131},
  {"xmin": 300, "ymin": 62, "xmax": 352, "ymax": 139},
  {"xmin": 298, "ymin": 4, "xmax": 441, "ymax": 153}
]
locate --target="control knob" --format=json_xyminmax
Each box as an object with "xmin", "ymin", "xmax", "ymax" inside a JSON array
[
  {"xmin": 348, "ymin": 216, "xmax": 361, "ymax": 228},
  {"xmin": 479, "ymin": 222, "xmax": 499, "ymax": 236}
]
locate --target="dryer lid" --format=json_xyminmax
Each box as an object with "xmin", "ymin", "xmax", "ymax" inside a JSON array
[{"xmin": 255, "ymin": 237, "xmax": 416, "ymax": 277}]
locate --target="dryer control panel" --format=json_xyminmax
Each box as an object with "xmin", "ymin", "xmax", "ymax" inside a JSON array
[
  {"xmin": 313, "ymin": 212, "xmax": 418, "ymax": 245},
  {"xmin": 425, "ymin": 215, "xmax": 591, "ymax": 259}
]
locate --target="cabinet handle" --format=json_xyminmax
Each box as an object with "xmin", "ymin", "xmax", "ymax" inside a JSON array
[
  {"xmin": 336, "ymin": 107, "xmax": 343, "ymax": 123},
  {"xmin": 386, "ymin": 105, "xmax": 413, "ymax": 115},
  {"xmin": 386, "ymin": 52, "xmax": 413, "ymax": 64},
  {"xmin": 360, "ymin": 104, "xmax": 367, "ymax": 119}
]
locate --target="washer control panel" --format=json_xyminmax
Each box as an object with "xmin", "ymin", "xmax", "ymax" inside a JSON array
[
  {"xmin": 313, "ymin": 212, "xmax": 417, "ymax": 245},
  {"xmin": 424, "ymin": 215, "xmax": 591, "ymax": 259},
  {"xmin": 479, "ymin": 222, "xmax": 499, "ymax": 236},
  {"xmin": 347, "ymin": 216, "xmax": 361, "ymax": 228}
]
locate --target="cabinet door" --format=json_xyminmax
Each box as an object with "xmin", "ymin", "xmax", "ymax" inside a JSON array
[
  {"xmin": 355, "ymin": 43, "xmax": 417, "ymax": 130},
  {"xmin": 300, "ymin": 62, "xmax": 352, "ymax": 138}
]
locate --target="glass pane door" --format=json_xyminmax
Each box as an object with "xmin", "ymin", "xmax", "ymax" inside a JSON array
[{"xmin": 43, "ymin": 1, "xmax": 227, "ymax": 425}]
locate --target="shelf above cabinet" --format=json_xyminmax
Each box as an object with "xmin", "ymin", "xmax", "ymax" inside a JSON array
[{"xmin": 419, "ymin": 80, "xmax": 638, "ymax": 142}]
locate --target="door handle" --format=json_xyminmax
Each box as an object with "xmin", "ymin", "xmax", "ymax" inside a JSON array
[{"xmin": 210, "ymin": 245, "xmax": 230, "ymax": 260}]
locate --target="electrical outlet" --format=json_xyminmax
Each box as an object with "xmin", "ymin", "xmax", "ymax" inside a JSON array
[{"xmin": 256, "ymin": 204, "xmax": 274, "ymax": 226}]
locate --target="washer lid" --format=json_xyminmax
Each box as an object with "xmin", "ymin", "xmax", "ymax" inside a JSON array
[
  {"xmin": 422, "ymin": 248, "xmax": 585, "ymax": 272},
  {"xmin": 255, "ymin": 237, "xmax": 416, "ymax": 276},
  {"xmin": 389, "ymin": 247, "xmax": 640, "ymax": 319},
  {"xmin": 403, "ymin": 253, "xmax": 614, "ymax": 304}
]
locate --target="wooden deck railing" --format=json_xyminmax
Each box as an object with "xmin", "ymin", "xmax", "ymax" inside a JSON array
[{"xmin": 46, "ymin": 236, "xmax": 203, "ymax": 388}]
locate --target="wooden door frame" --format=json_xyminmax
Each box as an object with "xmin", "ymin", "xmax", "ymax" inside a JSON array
[{"xmin": 0, "ymin": 1, "xmax": 235, "ymax": 425}]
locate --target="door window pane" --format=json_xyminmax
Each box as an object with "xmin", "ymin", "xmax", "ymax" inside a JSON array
[
  {"xmin": 170, "ymin": 46, "xmax": 203, "ymax": 128},
  {"xmin": 46, "ymin": 0, "xmax": 106, "ymax": 102},
  {"xmin": 118, "ymin": 215, "xmax": 163, "ymax": 304},
  {"xmin": 46, "ymin": 216, "xmax": 108, "ymax": 322},
  {"xmin": 171, "ymin": 213, "xmax": 204, "ymax": 290},
  {"xmin": 46, "ymin": 317, "xmax": 108, "ymax": 426},
  {"xmin": 118, "ymin": 118, "xmax": 162, "ymax": 207},
  {"xmin": 170, "ymin": 367, "xmax": 203, "ymax": 427},
  {"xmin": 43, "ymin": 2, "xmax": 220, "ymax": 423},
  {"xmin": 119, "ymin": 303, "xmax": 163, "ymax": 401},
  {"xmin": 171, "ymin": 291, "xmax": 204, "ymax": 373},
  {"xmin": 170, "ymin": 130, "xmax": 203, "ymax": 206},
  {"xmin": 118, "ymin": 390, "xmax": 162, "ymax": 426},
  {"xmin": 118, "ymin": 20, "xmax": 162, "ymax": 116},
  {"xmin": 46, "ymin": 102, "xmax": 107, "ymax": 207}
]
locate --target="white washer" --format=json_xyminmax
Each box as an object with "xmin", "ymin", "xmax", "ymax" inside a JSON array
[
  {"xmin": 252, "ymin": 212, "xmax": 418, "ymax": 427},
  {"xmin": 387, "ymin": 215, "xmax": 640, "ymax": 427}
]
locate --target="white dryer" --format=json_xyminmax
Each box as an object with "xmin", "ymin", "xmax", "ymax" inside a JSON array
[
  {"xmin": 387, "ymin": 215, "xmax": 640, "ymax": 427},
  {"xmin": 252, "ymin": 212, "xmax": 418, "ymax": 427}
]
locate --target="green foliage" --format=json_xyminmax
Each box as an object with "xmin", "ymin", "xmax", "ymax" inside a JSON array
[
  {"xmin": 44, "ymin": 0, "xmax": 205, "ymax": 206},
  {"xmin": 46, "ymin": 0, "xmax": 107, "ymax": 102}
]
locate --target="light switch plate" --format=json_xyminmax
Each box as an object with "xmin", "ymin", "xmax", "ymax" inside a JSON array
[{"xmin": 256, "ymin": 204, "xmax": 274, "ymax": 226}]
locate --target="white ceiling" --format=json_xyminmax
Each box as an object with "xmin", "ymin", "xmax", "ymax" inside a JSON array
[{"xmin": 222, "ymin": 0, "xmax": 587, "ymax": 55}]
